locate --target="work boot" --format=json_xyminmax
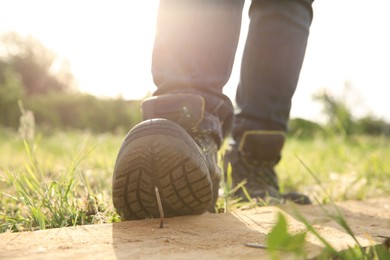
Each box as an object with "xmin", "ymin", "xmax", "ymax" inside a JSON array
[
  {"xmin": 112, "ymin": 93, "xmax": 229, "ymax": 220},
  {"xmin": 224, "ymin": 131, "xmax": 311, "ymax": 205}
]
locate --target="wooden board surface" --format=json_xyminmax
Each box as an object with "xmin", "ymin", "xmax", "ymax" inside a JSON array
[{"xmin": 1, "ymin": 197, "xmax": 389, "ymax": 259}]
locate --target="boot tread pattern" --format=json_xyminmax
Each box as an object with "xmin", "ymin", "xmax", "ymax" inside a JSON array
[{"xmin": 113, "ymin": 119, "xmax": 212, "ymax": 220}]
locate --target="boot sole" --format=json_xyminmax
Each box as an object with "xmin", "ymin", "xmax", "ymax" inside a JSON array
[{"xmin": 112, "ymin": 119, "xmax": 213, "ymax": 220}]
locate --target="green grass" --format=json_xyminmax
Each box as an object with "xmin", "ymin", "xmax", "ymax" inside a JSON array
[
  {"xmin": 278, "ymin": 135, "xmax": 390, "ymax": 203},
  {"xmin": 1, "ymin": 128, "xmax": 390, "ymax": 248},
  {"xmin": 0, "ymin": 129, "xmax": 123, "ymax": 232}
]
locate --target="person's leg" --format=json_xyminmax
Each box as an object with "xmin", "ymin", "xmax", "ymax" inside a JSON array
[
  {"xmin": 227, "ymin": 0, "xmax": 314, "ymax": 204},
  {"xmin": 152, "ymin": 0, "xmax": 244, "ymax": 97},
  {"xmin": 113, "ymin": 0, "xmax": 244, "ymax": 220},
  {"xmin": 151, "ymin": 0, "xmax": 245, "ymax": 141}
]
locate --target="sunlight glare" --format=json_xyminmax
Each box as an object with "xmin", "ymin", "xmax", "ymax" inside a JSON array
[{"xmin": 1, "ymin": 0, "xmax": 390, "ymax": 120}]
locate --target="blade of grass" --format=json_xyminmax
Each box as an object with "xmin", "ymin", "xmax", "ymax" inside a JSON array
[
  {"xmin": 292, "ymin": 206, "xmax": 339, "ymax": 256},
  {"xmin": 296, "ymin": 155, "xmax": 366, "ymax": 257}
]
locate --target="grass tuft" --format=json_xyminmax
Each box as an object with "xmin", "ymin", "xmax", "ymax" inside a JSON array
[{"xmin": 1, "ymin": 132, "xmax": 120, "ymax": 233}]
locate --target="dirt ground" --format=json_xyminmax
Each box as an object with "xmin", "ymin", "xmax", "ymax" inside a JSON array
[{"xmin": 1, "ymin": 197, "xmax": 389, "ymax": 259}]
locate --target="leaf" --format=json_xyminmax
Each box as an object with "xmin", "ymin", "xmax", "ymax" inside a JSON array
[
  {"xmin": 267, "ymin": 212, "xmax": 307, "ymax": 256},
  {"xmin": 267, "ymin": 212, "xmax": 289, "ymax": 251}
]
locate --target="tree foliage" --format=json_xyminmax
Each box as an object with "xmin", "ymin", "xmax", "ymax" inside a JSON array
[
  {"xmin": 0, "ymin": 32, "xmax": 75, "ymax": 96},
  {"xmin": 312, "ymin": 83, "xmax": 390, "ymax": 137},
  {"xmin": 313, "ymin": 90, "xmax": 354, "ymax": 136},
  {"xmin": 0, "ymin": 62, "xmax": 24, "ymax": 128},
  {"xmin": 26, "ymin": 93, "xmax": 141, "ymax": 133},
  {"xmin": 0, "ymin": 32, "xmax": 142, "ymax": 133}
]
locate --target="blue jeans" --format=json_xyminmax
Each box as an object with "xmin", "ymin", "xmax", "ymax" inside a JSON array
[{"xmin": 152, "ymin": 0, "xmax": 313, "ymax": 140}]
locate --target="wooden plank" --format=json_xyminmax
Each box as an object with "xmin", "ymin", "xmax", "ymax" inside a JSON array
[{"xmin": 1, "ymin": 198, "xmax": 389, "ymax": 259}]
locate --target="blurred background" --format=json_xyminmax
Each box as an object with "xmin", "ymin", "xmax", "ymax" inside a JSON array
[{"xmin": 1, "ymin": 0, "xmax": 390, "ymax": 135}]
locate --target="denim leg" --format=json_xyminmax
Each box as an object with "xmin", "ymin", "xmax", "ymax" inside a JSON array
[
  {"xmin": 233, "ymin": 0, "xmax": 313, "ymax": 138},
  {"xmin": 152, "ymin": 0, "xmax": 244, "ymax": 96},
  {"xmin": 152, "ymin": 0, "xmax": 245, "ymax": 138}
]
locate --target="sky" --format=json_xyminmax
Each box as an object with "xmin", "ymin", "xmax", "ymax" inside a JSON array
[{"xmin": 1, "ymin": 0, "xmax": 390, "ymax": 122}]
